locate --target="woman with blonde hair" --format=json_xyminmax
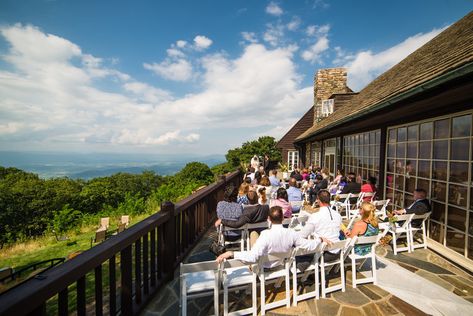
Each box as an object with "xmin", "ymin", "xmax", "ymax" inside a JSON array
[{"xmin": 345, "ymin": 202, "xmax": 379, "ymax": 255}]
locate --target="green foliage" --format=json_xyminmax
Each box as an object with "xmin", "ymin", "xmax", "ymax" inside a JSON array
[
  {"xmin": 52, "ymin": 205, "xmax": 82, "ymax": 234},
  {"xmin": 211, "ymin": 162, "xmax": 234, "ymax": 177},
  {"xmin": 225, "ymin": 136, "xmax": 281, "ymax": 168}
]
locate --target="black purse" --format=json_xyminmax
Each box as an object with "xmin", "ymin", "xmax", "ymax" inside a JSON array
[{"xmin": 209, "ymin": 241, "xmax": 226, "ymax": 256}]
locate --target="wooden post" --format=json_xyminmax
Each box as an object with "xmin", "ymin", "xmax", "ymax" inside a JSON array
[{"xmin": 161, "ymin": 202, "xmax": 176, "ymax": 277}]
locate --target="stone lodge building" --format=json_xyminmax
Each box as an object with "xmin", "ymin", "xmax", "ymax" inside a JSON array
[{"xmin": 278, "ymin": 12, "xmax": 473, "ymax": 270}]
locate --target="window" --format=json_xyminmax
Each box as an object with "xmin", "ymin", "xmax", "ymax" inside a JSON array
[
  {"xmin": 343, "ymin": 130, "xmax": 381, "ymax": 184},
  {"xmin": 321, "ymin": 99, "xmax": 334, "ymax": 117},
  {"xmin": 288, "ymin": 151, "xmax": 299, "ymax": 172},
  {"xmin": 385, "ymin": 111, "xmax": 472, "ymax": 259}
]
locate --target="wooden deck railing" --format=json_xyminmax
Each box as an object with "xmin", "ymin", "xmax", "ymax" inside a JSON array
[{"xmin": 0, "ymin": 170, "xmax": 242, "ymax": 316}]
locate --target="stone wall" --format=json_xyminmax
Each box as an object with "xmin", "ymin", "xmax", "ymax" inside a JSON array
[{"xmin": 313, "ymin": 68, "xmax": 350, "ymax": 124}]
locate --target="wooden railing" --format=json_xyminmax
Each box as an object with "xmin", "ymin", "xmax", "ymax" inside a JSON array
[{"xmin": 0, "ymin": 170, "xmax": 242, "ymax": 316}]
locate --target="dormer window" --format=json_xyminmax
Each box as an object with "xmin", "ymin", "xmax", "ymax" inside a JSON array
[{"xmin": 321, "ymin": 99, "xmax": 334, "ymax": 117}]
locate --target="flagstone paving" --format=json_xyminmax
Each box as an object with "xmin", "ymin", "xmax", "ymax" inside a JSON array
[{"xmin": 141, "ymin": 229, "xmax": 473, "ymax": 316}]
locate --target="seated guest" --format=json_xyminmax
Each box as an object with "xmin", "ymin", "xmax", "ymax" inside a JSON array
[
  {"xmin": 361, "ymin": 176, "xmax": 377, "ymax": 201},
  {"xmin": 315, "ymin": 168, "xmax": 329, "ymax": 193},
  {"xmin": 287, "ymin": 178, "xmax": 303, "ymax": 212},
  {"xmin": 244, "ymin": 167, "xmax": 256, "ymax": 182},
  {"xmin": 393, "ymin": 188, "xmax": 431, "ymax": 227},
  {"xmin": 292, "ymin": 168, "xmax": 303, "ymax": 182},
  {"xmin": 237, "ymin": 182, "xmax": 250, "ymax": 205},
  {"xmin": 258, "ymin": 187, "xmax": 268, "ymax": 205},
  {"xmin": 216, "ymin": 206, "xmax": 329, "ymax": 268},
  {"xmin": 270, "ymin": 188, "xmax": 293, "ymax": 218},
  {"xmin": 301, "ymin": 168, "xmax": 310, "ymax": 181},
  {"xmin": 345, "ymin": 202, "xmax": 379, "ymax": 255},
  {"xmin": 269, "ymin": 170, "xmax": 281, "ymax": 187},
  {"xmin": 252, "ymin": 171, "xmax": 262, "ymax": 186},
  {"xmin": 259, "ymin": 176, "xmax": 271, "ymax": 189},
  {"xmin": 216, "ymin": 184, "xmax": 243, "ymax": 241},
  {"xmin": 341, "ymin": 172, "xmax": 361, "ymax": 195},
  {"xmin": 299, "ymin": 190, "xmax": 342, "ymax": 262}
]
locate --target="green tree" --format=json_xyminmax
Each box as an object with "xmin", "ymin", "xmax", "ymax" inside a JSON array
[{"xmin": 225, "ymin": 136, "xmax": 281, "ymax": 168}]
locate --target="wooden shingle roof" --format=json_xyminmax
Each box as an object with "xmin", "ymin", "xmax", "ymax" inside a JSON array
[{"xmin": 296, "ymin": 11, "xmax": 473, "ymax": 142}]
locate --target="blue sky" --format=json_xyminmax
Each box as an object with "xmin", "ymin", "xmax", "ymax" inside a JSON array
[{"xmin": 0, "ymin": 0, "xmax": 471, "ymax": 156}]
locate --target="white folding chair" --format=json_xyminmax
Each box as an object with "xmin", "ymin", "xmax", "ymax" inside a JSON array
[
  {"xmin": 354, "ymin": 192, "xmax": 364, "ymax": 210},
  {"xmin": 386, "ymin": 214, "xmax": 415, "ymax": 255},
  {"xmin": 362, "ymin": 192, "xmax": 375, "ymax": 203},
  {"xmin": 219, "ymin": 224, "xmax": 246, "ymax": 251},
  {"xmin": 222, "ymin": 259, "xmax": 257, "ymax": 316},
  {"xmin": 257, "ymin": 251, "xmax": 293, "ymax": 315},
  {"xmin": 245, "ymin": 221, "xmax": 269, "ymax": 250},
  {"xmin": 291, "ymin": 243, "xmax": 326, "ymax": 305},
  {"xmin": 320, "ymin": 239, "xmax": 350, "ymax": 298},
  {"xmin": 331, "ymin": 193, "xmax": 352, "ymax": 220},
  {"xmin": 180, "ymin": 260, "xmax": 220, "ymax": 316},
  {"xmin": 409, "ymin": 212, "xmax": 431, "ymax": 251},
  {"xmin": 372, "ymin": 199, "xmax": 390, "ymax": 220},
  {"xmin": 349, "ymin": 234, "xmax": 381, "ymax": 288}
]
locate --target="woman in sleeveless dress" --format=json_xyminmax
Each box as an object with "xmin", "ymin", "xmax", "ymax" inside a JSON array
[{"xmin": 346, "ymin": 202, "xmax": 379, "ymax": 255}]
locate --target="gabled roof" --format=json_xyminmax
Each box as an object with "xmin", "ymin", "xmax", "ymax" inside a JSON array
[
  {"xmin": 296, "ymin": 11, "xmax": 473, "ymax": 142},
  {"xmin": 277, "ymin": 106, "xmax": 314, "ymax": 149}
]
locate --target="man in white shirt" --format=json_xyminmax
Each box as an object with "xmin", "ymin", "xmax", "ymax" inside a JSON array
[
  {"xmin": 299, "ymin": 190, "xmax": 342, "ymax": 262},
  {"xmin": 216, "ymin": 206, "xmax": 330, "ymax": 268}
]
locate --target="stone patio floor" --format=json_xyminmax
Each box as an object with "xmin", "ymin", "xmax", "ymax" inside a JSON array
[{"xmin": 141, "ymin": 229, "xmax": 473, "ymax": 316}]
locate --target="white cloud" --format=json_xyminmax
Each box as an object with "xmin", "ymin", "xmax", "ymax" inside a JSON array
[
  {"xmin": 176, "ymin": 40, "xmax": 187, "ymax": 48},
  {"xmin": 193, "ymin": 35, "xmax": 213, "ymax": 50},
  {"xmin": 166, "ymin": 47, "xmax": 185, "ymax": 58},
  {"xmin": 346, "ymin": 27, "xmax": 446, "ymax": 90},
  {"xmin": 241, "ymin": 32, "xmax": 258, "ymax": 43},
  {"xmin": 143, "ymin": 59, "xmax": 193, "ymax": 81},
  {"xmin": 263, "ymin": 23, "xmax": 285, "ymax": 47},
  {"xmin": 266, "ymin": 2, "xmax": 283, "ymax": 16},
  {"xmin": 301, "ymin": 24, "xmax": 330, "ymax": 64},
  {"xmin": 306, "ymin": 24, "xmax": 330, "ymax": 37},
  {"xmin": 0, "ymin": 24, "xmax": 312, "ymax": 154},
  {"xmin": 287, "ymin": 16, "xmax": 301, "ymax": 31},
  {"xmin": 113, "ymin": 129, "xmax": 199, "ymax": 145},
  {"xmin": 301, "ymin": 36, "xmax": 329, "ymax": 63}
]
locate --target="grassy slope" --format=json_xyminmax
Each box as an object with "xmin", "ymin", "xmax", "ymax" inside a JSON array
[{"xmin": 0, "ymin": 212, "xmax": 154, "ymax": 270}]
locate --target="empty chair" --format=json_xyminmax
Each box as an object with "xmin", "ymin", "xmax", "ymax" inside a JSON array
[
  {"xmin": 409, "ymin": 212, "xmax": 431, "ymax": 251},
  {"xmin": 291, "ymin": 242, "xmax": 326, "ymax": 305},
  {"xmin": 320, "ymin": 239, "xmax": 350, "ymax": 298},
  {"xmin": 120, "ymin": 215, "xmax": 130, "ymax": 228},
  {"xmin": 180, "ymin": 260, "xmax": 220, "ymax": 316},
  {"xmin": 386, "ymin": 214, "xmax": 415, "ymax": 255},
  {"xmin": 331, "ymin": 193, "xmax": 352, "ymax": 219},
  {"xmin": 99, "ymin": 217, "xmax": 110, "ymax": 230},
  {"xmin": 257, "ymin": 251, "xmax": 293, "ymax": 315},
  {"xmin": 221, "ymin": 259, "xmax": 257, "ymax": 316},
  {"xmin": 349, "ymin": 235, "xmax": 380, "ymax": 287},
  {"xmin": 372, "ymin": 199, "xmax": 390, "ymax": 220}
]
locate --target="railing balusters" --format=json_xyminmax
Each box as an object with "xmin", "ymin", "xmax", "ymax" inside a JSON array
[
  {"xmin": 109, "ymin": 255, "xmax": 116, "ymax": 316},
  {"xmin": 77, "ymin": 276, "xmax": 86, "ymax": 316},
  {"xmin": 58, "ymin": 288, "xmax": 68, "ymax": 315},
  {"xmin": 143, "ymin": 232, "xmax": 149, "ymax": 295},
  {"xmin": 0, "ymin": 171, "xmax": 241, "ymax": 316},
  {"xmin": 121, "ymin": 245, "xmax": 133, "ymax": 315},
  {"xmin": 150, "ymin": 228, "xmax": 156, "ymax": 286},
  {"xmin": 135, "ymin": 238, "xmax": 142, "ymax": 304},
  {"xmin": 95, "ymin": 264, "xmax": 103, "ymax": 316}
]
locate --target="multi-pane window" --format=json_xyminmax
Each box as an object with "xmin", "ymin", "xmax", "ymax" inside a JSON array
[
  {"xmin": 288, "ymin": 150, "xmax": 299, "ymax": 171},
  {"xmin": 343, "ymin": 130, "xmax": 381, "ymax": 183},
  {"xmin": 385, "ymin": 111, "xmax": 472, "ymax": 259},
  {"xmin": 311, "ymin": 142, "xmax": 322, "ymax": 167}
]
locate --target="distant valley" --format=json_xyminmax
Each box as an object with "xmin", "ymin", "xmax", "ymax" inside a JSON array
[{"xmin": 0, "ymin": 151, "xmax": 225, "ymax": 179}]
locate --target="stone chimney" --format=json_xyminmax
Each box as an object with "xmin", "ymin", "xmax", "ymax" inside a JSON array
[{"xmin": 313, "ymin": 68, "xmax": 349, "ymax": 124}]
